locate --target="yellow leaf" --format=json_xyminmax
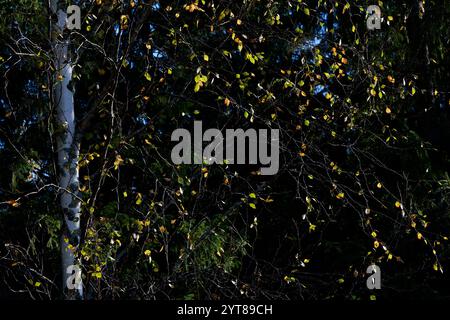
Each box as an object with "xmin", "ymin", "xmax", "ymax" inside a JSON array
[
  {"xmin": 144, "ymin": 249, "xmax": 151, "ymax": 256},
  {"xmin": 343, "ymin": 3, "xmax": 350, "ymax": 13},
  {"xmin": 218, "ymin": 10, "xmax": 227, "ymax": 22},
  {"xmin": 371, "ymin": 231, "xmax": 377, "ymax": 238},
  {"xmin": 7, "ymin": 199, "xmax": 20, "ymax": 207},
  {"xmin": 203, "ymin": 54, "xmax": 209, "ymax": 62},
  {"xmin": 120, "ymin": 15, "xmax": 129, "ymax": 29},
  {"xmin": 336, "ymin": 192, "xmax": 345, "ymax": 199},
  {"xmin": 249, "ymin": 203, "xmax": 256, "ymax": 209},
  {"xmin": 395, "ymin": 201, "xmax": 401, "ymax": 208},
  {"xmin": 136, "ymin": 193, "xmax": 143, "ymax": 205},
  {"xmin": 417, "ymin": 232, "xmax": 423, "ymax": 240},
  {"xmin": 144, "ymin": 72, "xmax": 152, "ymax": 81},
  {"xmin": 114, "ymin": 154, "xmax": 124, "ymax": 170},
  {"xmin": 249, "ymin": 193, "xmax": 256, "ymax": 198},
  {"xmin": 303, "ymin": 7, "xmax": 310, "ymax": 16}
]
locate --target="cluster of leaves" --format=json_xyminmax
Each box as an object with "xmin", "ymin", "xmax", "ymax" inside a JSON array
[{"xmin": 1, "ymin": 0, "xmax": 450, "ymax": 300}]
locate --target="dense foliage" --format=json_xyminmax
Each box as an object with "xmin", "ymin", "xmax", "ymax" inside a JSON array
[{"xmin": 1, "ymin": 0, "xmax": 450, "ymax": 300}]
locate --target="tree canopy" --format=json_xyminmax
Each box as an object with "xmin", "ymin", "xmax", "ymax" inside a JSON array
[{"xmin": 1, "ymin": 0, "xmax": 450, "ymax": 300}]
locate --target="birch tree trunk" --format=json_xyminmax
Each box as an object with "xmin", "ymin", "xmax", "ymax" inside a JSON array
[{"xmin": 51, "ymin": 0, "xmax": 83, "ymax": 299}]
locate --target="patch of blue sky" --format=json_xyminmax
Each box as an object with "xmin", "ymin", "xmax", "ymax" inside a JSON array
[
  {"xmin": 151, "ymin": 1, "xmax": 161, "ymax": 11},
  {"xmin": 153, "ymin": 49, "xmax": 167, "ymax": 59},
  {"xmin": 136, "ymin": 113, "xmax": 150, "ymax": 125},
  {"xmin": 292, "ymin": 12, "xmax": 336, "ymax": 60},
  {"xmin": 314, "ymin": 84, "xmax": 325, "ymax": 95},
  {"xmin": 114, "ymin": 23, "xmax": 120, "ymax": 36},
  {"xmin": 24, "ymin": 79, "xmax": 39, "ymax": 97}
]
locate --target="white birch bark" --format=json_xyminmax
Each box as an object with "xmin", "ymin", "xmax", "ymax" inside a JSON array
[{"xmin": 51, "ymin": 0, "xmax": 83, "ymax": 299}]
